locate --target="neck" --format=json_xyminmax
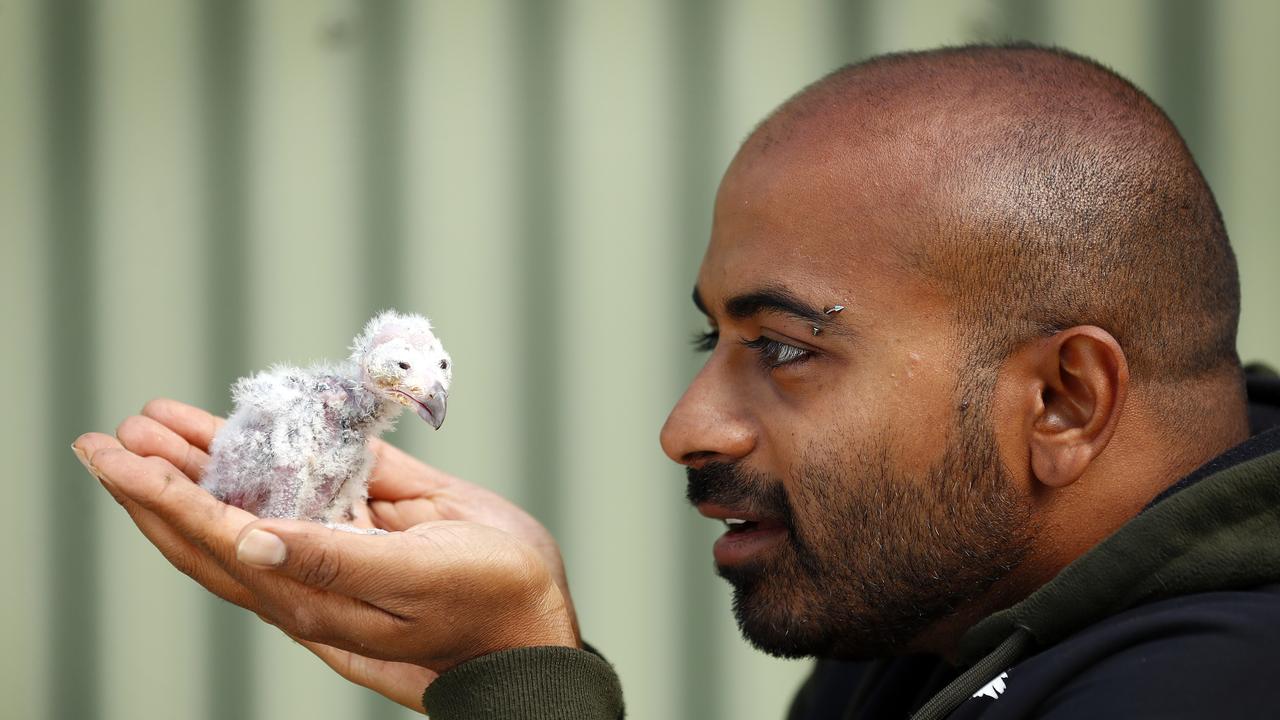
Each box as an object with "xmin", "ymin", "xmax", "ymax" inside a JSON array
[{"xmin": 345, "ymin": 380, "xmax": 404, "ymax": 434}]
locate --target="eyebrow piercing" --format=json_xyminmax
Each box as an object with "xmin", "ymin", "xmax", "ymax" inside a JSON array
[
  {"xmin": 824, "ymin": 305, "xmax": 845, "ymax": 315},
  {"xmin": 812, "ymin": 326, "xmax": 822, "ymax": 336}
]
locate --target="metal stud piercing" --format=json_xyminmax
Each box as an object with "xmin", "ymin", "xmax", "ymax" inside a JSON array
[
  {"xmin": 824, "ymin": 305, "xmax": 845, "ymax": 315},
  {"xmin": 812, "ymin": 326, "xmax": 821, "ymax": 336}
]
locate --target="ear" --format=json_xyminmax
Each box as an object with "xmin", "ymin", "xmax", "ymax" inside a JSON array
[{"xmin": 1022, "ymin": 326, "xmax": 1129, "ymax": 489}]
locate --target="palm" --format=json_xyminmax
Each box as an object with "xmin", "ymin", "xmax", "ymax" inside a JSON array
[{"xmin": 361, "ymin": 439, "xmax": 577, "ymax": 637}]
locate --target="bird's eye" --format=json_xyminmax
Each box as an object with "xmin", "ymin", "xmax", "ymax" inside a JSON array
[
  {"xmin": 398, "ymin": 362, "xmax": 411, "ymax": 370},
  {"xmin": 439, "ymin": 359, "xmax": 448, "ymax": 370}
]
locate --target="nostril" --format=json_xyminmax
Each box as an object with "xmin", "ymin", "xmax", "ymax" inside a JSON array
[
  {"xmin": 398, "ymin": 362, "xmax": 410, "ymax": 370},
  {"xmin": 682, "ymin": 450, "xmax": 719, "ymax": 466}
]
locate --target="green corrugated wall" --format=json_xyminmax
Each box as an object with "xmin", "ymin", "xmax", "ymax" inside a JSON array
[{"xmin": 2, "ymin": 1, "xmax": 1277, "ymax": 719}]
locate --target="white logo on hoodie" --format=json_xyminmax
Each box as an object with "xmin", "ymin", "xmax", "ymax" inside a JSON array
[{"xmin": 972, "ymin": 671, "xmax": 1010, "ymax": 700}]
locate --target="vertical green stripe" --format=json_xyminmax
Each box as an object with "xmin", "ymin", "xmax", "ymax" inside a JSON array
[
  {"xmin": 1158, "ymin": 0, "xmax": 1215, "ymax": 179},
  {"xmin": 515, "ymin": 0, "xmax": 565, "ymax": 535},
  {"xmin": 41, "ymin": 0, "xmax": 99, "ymax": 717},
  {"xmin": 672, "ymin": 1, "xmax": 725, "ymax": 718},
  {"xmin": 360, "ymin": 0, "xmax": 407, "ymax": 317},
  {"xmin": 358, "ymin": 2, "xmax": 409, "ymax": 716},
  {"xmin": 831, "ymin": 0, "xmax": 873, "ymax": 60},
  {"xmin": 198, "ymin": 1, "xmax": 255, "ymax": 718},
  {"xmin": 996, "ymin": 0, "xmax": 1047, "ymax": 42}
]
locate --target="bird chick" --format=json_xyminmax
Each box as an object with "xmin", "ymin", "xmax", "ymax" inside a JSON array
[{"xmin": 201, "ymin": 310, "xmax": 452, "ymax": 524}]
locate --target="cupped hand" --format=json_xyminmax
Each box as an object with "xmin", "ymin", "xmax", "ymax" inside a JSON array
[
  {"xmin": 73, "ymin": 398, "xmax": 580, "ymax": 713},
  {"xmin": 124, "ymin": 398, "xmax": 580, "ymax": 639}
]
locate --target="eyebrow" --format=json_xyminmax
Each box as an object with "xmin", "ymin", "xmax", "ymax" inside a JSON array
[{"xmin": 692, "ymin": 285, "xmax": 831, "ymax": 327}]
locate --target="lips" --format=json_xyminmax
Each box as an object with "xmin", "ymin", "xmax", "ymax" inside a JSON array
[
  {"xmin": 697, "ymin": 503, "xmax": 789, "ymax": 566},
  {"xmin": 696, "ymin": 502, "xmax": 782, "ymax": 525}
]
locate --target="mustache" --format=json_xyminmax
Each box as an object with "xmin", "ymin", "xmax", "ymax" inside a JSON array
[{"xmin": 685, "ymin": 461, "xmax": 794, "ymax": 526}]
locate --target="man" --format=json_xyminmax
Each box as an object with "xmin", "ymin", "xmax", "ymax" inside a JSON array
[{"xmin": 74, "ymin": 44, "xmax": 1280, "ymax": 718}]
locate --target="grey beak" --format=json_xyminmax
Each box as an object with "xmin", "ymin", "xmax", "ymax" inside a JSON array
[{"xmin": 415, "ymin": 382, "xmax": 448, "ymax": 430}]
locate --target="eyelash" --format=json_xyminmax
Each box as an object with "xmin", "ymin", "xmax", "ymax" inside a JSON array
[
  {"xmin": 690, "ymin": 330, "xmax": 812, "ymax": 369},
  {"xmin": 691, "ymin": 330, "xmax": 719, "ymax": 353}
]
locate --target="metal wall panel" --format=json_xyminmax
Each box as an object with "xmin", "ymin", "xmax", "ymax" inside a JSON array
[{"xmin": 4, "ymin": 2, "xmax": 1277, "ymax": 719}]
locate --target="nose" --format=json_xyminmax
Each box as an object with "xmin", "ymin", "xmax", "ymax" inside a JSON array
[{"xmin": 660, "ymin": 356, "xmax": 755, "ymax": 468}]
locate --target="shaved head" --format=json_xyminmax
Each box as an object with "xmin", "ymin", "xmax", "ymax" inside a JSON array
[{"xmin": 749, "ymin": 44, "xmax": 1239, "ymax": 383}]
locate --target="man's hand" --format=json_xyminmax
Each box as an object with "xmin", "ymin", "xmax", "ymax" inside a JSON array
[{"xmin": 73, "ymin": 398, "xmax": 580, "ymax": 713}]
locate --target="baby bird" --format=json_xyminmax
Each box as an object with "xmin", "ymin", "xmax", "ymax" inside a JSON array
[{"xmin": 202, "ymin": 310, "xmax": 452, "ymax": 524}]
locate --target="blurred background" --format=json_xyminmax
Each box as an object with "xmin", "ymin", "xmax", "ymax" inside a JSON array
[{"xmin": 3, "ymin": 1, "xmax": 1278, "ymax": 719}]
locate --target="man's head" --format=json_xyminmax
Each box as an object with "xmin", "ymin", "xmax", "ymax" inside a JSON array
[{"xmin": 661, "ymin": 44, "xmax": 1248, "ymax": 660}]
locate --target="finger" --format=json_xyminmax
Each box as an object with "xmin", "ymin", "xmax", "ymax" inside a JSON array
[
  {"xmin": 367, "ymin": 439, "xmax": 454, "ymax": 500},
  {"xmin": 84, "ymin": 442, "xmax": 400, "ymax": 645},
  {"xmin": 289, "ymin": 634, "xmax": 434, "ymax": 713},
  {"xmin": 234, "ymin": 518, "xmax": 416, "ymax": 601},
  {"xmin": 369, "ymin": 497, "xmax": 447, "ymax": 532},
  {"xmin": 81, "ymin": 440, "xmax": 257, "ymax": 572},
  {"xmin": 72, "ymin": 435, "xmax": 257, "ymax": 609},
  {"xmin": 116, "ymin": 414, "xmax": 211, "ymax": 482},
  {"xmin": 73, "ymin": 432, "xmax": 138, "ymax": 499},
  {"xmin": 141, "ymin": 397, "xmax": 225, "ymax": 454},
  {"xmin": 232, "ymin": 520, "xmax": 410, "ymax": 647}
]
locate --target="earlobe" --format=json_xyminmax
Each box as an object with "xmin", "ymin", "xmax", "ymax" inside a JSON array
[{"xmin": 1027, "ymin": 327, "xmax": 1129, "ymax": 489}]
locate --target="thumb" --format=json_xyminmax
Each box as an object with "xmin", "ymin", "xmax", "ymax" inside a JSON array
[{"xmin": 235, "ymin": 520, "xmax": 397, "ymax": 599}]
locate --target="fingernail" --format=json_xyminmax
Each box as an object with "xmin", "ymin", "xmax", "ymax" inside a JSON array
[
  {"xmin": 71, "ymin": 444, "xmax": 91, "ymax": 471},
  {"xmin": 71, "ymin": 444, "xmax": 116, "ymax": 490},
  {"xmin": 238, "ymin": 529, "xmax": 287, "ymax": 567}
]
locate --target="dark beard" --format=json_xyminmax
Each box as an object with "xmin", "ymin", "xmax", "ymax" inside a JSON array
[{"xmin": 686, "ymin": 397, "xmax": 1035, "ymax": 660}]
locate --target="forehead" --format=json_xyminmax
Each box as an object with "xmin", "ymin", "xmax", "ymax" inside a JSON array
[
  {"xmin": 372, "ymin": 325, "xmax": 439, "ymax": 351},
  {"xmin": 699, "ymin": 140, "xmax": 938, "ymax": 312}
]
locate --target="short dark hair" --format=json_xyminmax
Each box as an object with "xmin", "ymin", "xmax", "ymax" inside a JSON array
[{"xmin": 764, "ymin": 44, "xmax": 1240, "ymax": 381}]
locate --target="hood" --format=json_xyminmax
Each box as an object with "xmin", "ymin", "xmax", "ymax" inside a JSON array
[{"xmin": 911, "ymin": 365, "xmax": 1280, "ymax": 720}]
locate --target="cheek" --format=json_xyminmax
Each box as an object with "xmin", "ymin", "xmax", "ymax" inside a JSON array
[{"xmin": 804, "ymin": 345, "xmax": 957, "ymax": 481}]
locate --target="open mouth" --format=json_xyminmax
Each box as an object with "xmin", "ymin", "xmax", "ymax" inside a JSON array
[
  {"xmin": 698, "ymin": 504, "xmax": 789, "ymax": 565},
  {"xmin": 723, "ymin": 517, "xmax": 785, "ymax": 535}
]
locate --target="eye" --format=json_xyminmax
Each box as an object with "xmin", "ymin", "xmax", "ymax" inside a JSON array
[
  {"xmin": 398, "ymin": 362, "xmax": 410, "ymax": 370},
  {"xmin": 439, "ymin": 359, "xmax": 448, "ymax": 370},
  {"xmin": 741, "ymin": 336, "xmax": 811, "ymax": 370},
  {"xmin": 691, "ymin": 329, "xmax": 718, "ymax": 353}
]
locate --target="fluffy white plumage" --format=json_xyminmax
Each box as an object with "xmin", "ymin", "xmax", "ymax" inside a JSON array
[{"xmin": 202, "ymin": 310, "xmax": 452, "ymax": 523}]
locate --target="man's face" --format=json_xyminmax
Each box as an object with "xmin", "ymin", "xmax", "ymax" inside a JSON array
[{"xmin": 660, "ymin": 142, "xmax": 1036, "ymax": 659}]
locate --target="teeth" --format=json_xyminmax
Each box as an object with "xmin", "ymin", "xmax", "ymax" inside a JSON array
[{"xmin": 724, "ymin": 518, "xmax": 747, "ymax": 526}]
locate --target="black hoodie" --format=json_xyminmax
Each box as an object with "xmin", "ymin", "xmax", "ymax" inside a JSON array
[
  {"xmin": 420, "ymin": 368, "xmax": 1280, "ymax": 720},
  {"xmin": 788, "ymin": 366, "xmax": 1280, "ymax": 719}
]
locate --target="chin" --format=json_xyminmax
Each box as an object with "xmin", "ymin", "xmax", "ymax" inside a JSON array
[
  {"xmin": 718, "ymin": 559, "xmax": 933, "ymax": 661},
  {"xmin": 718, "ymin": 561, "xmax": 841, "ymax": 659}
]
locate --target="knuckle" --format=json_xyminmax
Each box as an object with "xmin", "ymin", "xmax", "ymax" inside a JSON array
[
  {"xmin": 288, "ymin": 604, "xmax": 322, "ymax": 638},
  {"xmin": 509, "ymin": 545, "xmax": 545, "ymax": 587},
  {"xmin": 285, "ymin": 601, "xmax": 339, "ymax": 645},
  {"xmin": 295, "ymin": 543, "xmax": 342, "ymax": 590},
  {"xmin": 180, "ymin": 442, "xmax": 203, "ymax": 481},
  {"xmin": 147, "ymin": 464, "xmax": 183, "ymax": 503}
]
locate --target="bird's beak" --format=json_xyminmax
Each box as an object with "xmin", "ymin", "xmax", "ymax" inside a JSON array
[{"xmin": 415, "ymin": 382, "xmax": 447, "ymax": 430}]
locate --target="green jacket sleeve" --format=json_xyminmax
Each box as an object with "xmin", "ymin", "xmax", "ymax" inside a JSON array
[{"xmin": 422, "ymin": 645, "xmax": 625, "ymax": 719}]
